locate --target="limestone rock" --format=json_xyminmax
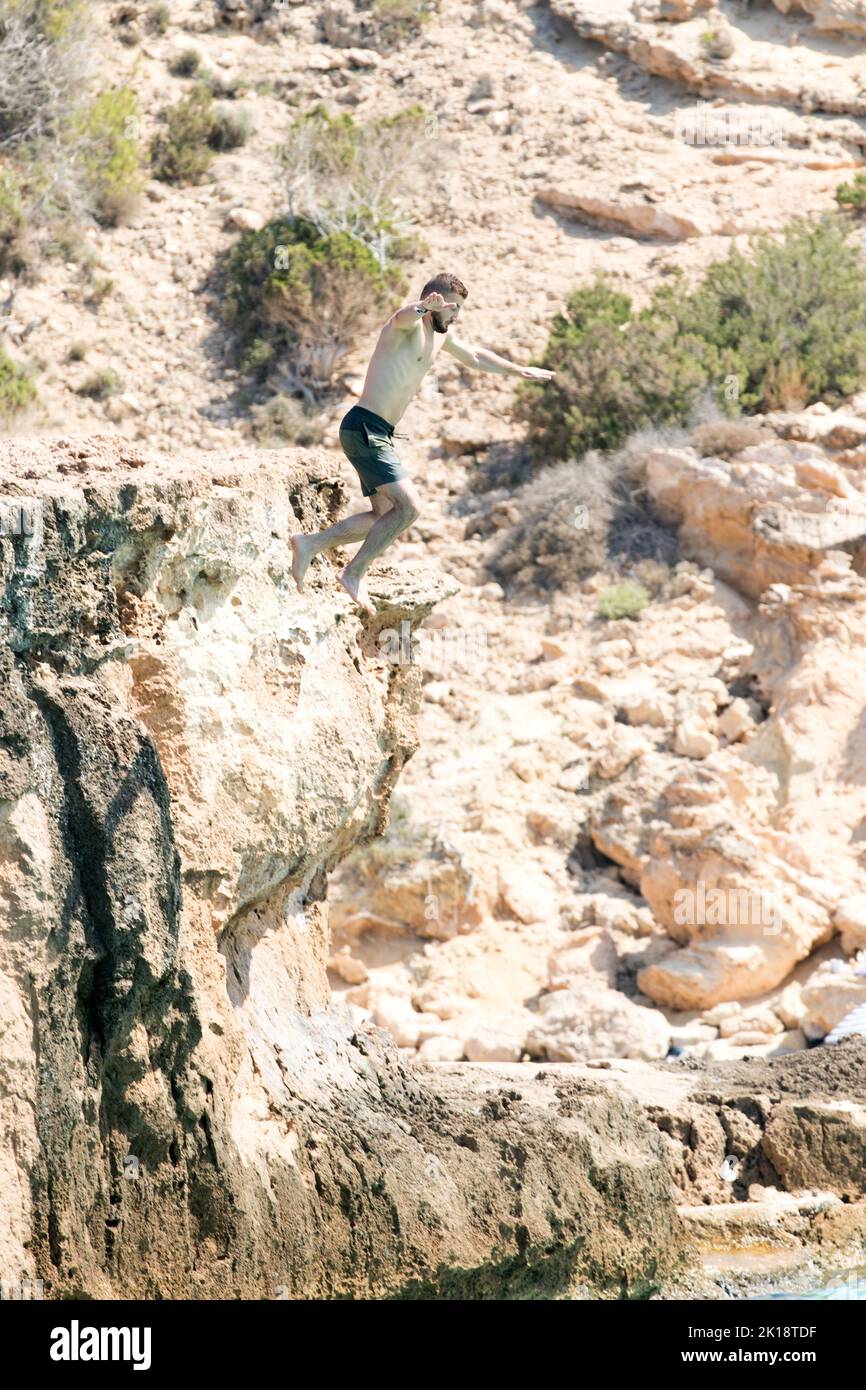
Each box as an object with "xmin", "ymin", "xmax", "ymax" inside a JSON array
[
  {"xmin": 835, "ymin": 896, "xmax": 866, "ymax": 954},
  {"xmin": 526, "ymin": 985, "xmax": 671, "ymax": 1062},
  {"xmin": 0, "ymin": 436, "xmax": 694, "ymax": 1300}
]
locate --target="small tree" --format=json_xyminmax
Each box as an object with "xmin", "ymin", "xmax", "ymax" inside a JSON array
[{"xmin": 276, "ymin": 102, "xmax": 444, "ymax": 269}]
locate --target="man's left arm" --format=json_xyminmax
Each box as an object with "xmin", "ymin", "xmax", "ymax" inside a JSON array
[{"xmin": 441, "ymin": 333, "xmax": 554, "ymax": 380}]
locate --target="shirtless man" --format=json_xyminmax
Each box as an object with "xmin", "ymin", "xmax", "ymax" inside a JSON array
[{"xmin": 290, "ymin": 271, "xmax": 554, "ymax": 613}]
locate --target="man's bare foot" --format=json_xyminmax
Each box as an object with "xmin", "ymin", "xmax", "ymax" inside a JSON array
[
  {"xmin": 291, "ymin": 533, "xmax": 316, "ymax": 592},
  {"xmin": 338, "ymin": 566, "xmax": 375, "ymax": 614}
]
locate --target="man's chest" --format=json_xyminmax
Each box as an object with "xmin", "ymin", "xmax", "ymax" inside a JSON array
[{"xmin": 407, "ymin": 322, "xmax": 445, "ymax": 367}]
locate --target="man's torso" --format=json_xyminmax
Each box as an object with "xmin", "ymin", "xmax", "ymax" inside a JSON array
[{"xmin": 357, "ymin": 316, "xmax": 448, "ymax": 426}]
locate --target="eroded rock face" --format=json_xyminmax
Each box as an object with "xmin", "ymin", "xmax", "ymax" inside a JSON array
[
  {"xmin": 0, "ymin": 435, "xmax": 689, "ymax": 1299},
  {"xmin": 772, "ymin": 0, "xmax": 866, "ymax": 39},
  {"xmin": 549, "ymin": 0, "xmax": 866, "ymax": 115}
]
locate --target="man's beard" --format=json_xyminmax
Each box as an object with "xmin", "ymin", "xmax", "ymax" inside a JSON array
[{"xmin": 430, "ymin": 312, "xmax": 449, "ymax": 334}]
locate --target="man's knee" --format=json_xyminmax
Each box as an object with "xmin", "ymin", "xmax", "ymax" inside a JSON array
[
  {"xmin": 395, "ymin": 499, "xmax": 420, "ymax": 529},
  {"xmin": 382, "ymin": 481, "xmax": 420, "ymax": 528}
]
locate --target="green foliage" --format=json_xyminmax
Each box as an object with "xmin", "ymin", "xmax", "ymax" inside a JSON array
[
  {"xmin": 220, "ymin": 213, "xmax": 404, "ymax": 397},
  {"xmin": 0, "ymin": 3, "xmax": 147, "ymax": 256},
  {"xmin": 82, "ymin": 272, "xmax": 114, "ymax": 305},
  {"xmin": 0, "ymin": 347, "xmax": 36, "ymax": 415},
  {"xmin": 518, "ymin": 217, "xmax": 866, "ymax": 463},
  {"xmin": 150, "ymin": 85, "xmax": 215, "ymax": 184},
  {"xmin": 597, "ymin": 580, "xmax": 649, "ymax": 621},
  {"xmin": 835, "ymin": 172, "xmax": 866, "ymax": 213},
  {"xmin": 199, "ymin": 68, "xmax": 248, "ymax": 100},
  {"xmin": 249, "ymin": 393, "xmax": 325, "ymax": 447},
  {"xmin": 676, "ymin": 216, "xmax": 866, "ymax": 410},
  {"xmin": 208, "ymin": 102, "xmax": 252, "ymax": 151},
  {"xmin": 346, "ymin": 795, "xmax": 428, "ymax": 871},
  {"xmin": 150, "ymin": 83, "xmax": 250, "ymax": 183},
  {"xmin": 26, "ymin": 0, "xmax": 87, "ymax": 41},
  {"xmin": 699, "ymin": 25, "xmax": 734, "ymax": 58},
  {"xmin": 515, "ymin": 277, "xmax": 715, "ymax": 460},
  {"xmin": 70, "ymin": 85, "xmax": 145, "ymax": 225}
]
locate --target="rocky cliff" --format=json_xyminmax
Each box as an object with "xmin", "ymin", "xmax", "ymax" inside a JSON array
[{"xmin": 0, "ymin": 434, "xmax": 691, "ymax": 1299}]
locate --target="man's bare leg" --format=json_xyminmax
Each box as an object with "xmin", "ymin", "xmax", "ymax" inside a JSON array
[
  {"xmin": 291, "ymin": 494, "xmax": 392, "ymax": 592},
  {"xmin": 337, "ymin": 479, "xmax": 421, "ymax": 614}
]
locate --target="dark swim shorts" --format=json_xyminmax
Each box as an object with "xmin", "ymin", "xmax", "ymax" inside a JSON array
[{"xmin": 339, "ymin": 404, "xmax": 409, "ymax": 497}]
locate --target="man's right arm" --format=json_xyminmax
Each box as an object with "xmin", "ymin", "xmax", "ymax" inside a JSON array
[
  {"xmin": 390, "ymin": 291, "xmax": 456, "ymax": 332},
  {"xmin": 390, "ymin": 300, "xmax": 429, "ymax": 332}
]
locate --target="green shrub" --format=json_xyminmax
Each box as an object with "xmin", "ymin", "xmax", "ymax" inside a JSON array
[
  {"xmin": 150, "ymin": 84, "xmax": 215, "ymax": 184},
  {"xmin": 199, "ymin": 68, "xmax": 248, "ymax": 100},
  {"xmin": 518, "ymin": 216, "xmax": 866, "ymax": 463},
  {"xmin": 82, "ymin": 272, "xmax": 114, "ymax": 305},
  {"xmin": 220, "ymin": 213, "xmax": 404, "ymax": 397},
  {"xmin": 835, "ymin": 172, "xmax": 866, "ymax": 213},
  {"xmin": 515, "ymin": 278, "xmax": 716, "ymax": 461},
  {"xmin": 700, "ymin": 26, "xmax": 734, "ymax": 59},
  {"xmin": 675, "ymin": 216, "xmax": 866, "ymax": 411},
  {"xmin": 66, "ymin": 340, "xmax": 87, "ymax": 361},
  {"xmin": 0, "ymin": 0, "xmax": 95, "ymax": 153},
  {"xmin": 0, "ymin": 347, "xmax": 36, "ymax": 415},
  {"xmin": 345, "ymin": 794, "xmax": 428, "ymax": 871},
  {"xmin": 70, "ymin": 85, "xmax": 145, "ymax": 225},
  {"xmin": 597, "ymin": 580, "xmax": 649, "ymax": 621},
  {"xmin": 76, "ymin": 366, "xmax": 120, "ymax": 399},
  {"xmin": 150, "ymin": 83, "xmax": 250, "ymax": 183},
  {"xmin": 0, "ymin": 3, "xmax": 150, "ymax": 258}
]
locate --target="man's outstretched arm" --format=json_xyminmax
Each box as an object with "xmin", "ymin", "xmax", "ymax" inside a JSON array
[{"xmin": 441, "ymin": 332, "xmax": 554, "ymax": 380}]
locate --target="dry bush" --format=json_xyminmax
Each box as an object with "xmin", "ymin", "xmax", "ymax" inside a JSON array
[
  {"xmin": 249, "ymin": 394, "xmax": 326, "ymax": 447},
  {"xmin": 487, "ymin": 428, "xmax": 681, "ymax": 596},
  {"xmin": 0, "ymin": 3, "xmax": 144, "ymax": 241},
  {"xmin": 277, "ymin": 103, "xmax": 448, "ymax": 269},
  {"xmin": 690, "ymin": 418, "xmax": 773, "ymax": 458},
  {"xmin": 0, "ymin": 0, "xmax": 96, "ymax": 156}
]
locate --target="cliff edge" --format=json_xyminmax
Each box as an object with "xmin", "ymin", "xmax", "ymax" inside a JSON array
[{"xmin": 0, "ymin": 434, "xmax": 689, "ymax": 1299}]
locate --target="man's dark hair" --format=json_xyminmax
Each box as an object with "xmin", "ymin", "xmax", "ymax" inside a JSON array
[{"xmin": 420, "ymin": 272, "xmax": 468, "ymax": 301}]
